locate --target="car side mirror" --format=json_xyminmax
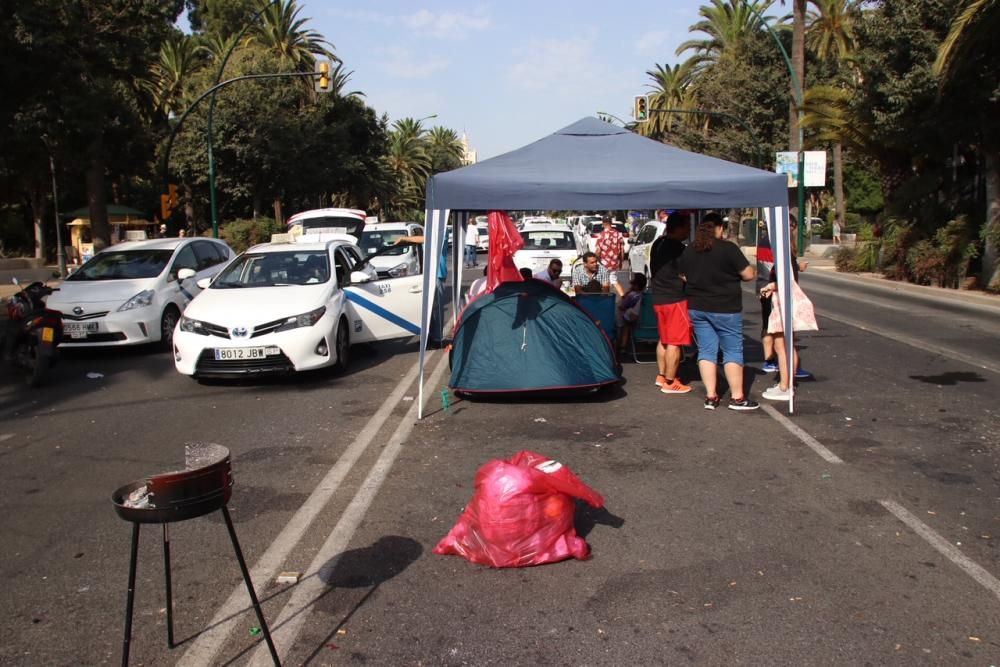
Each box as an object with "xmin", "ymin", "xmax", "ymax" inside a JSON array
[
  {"xmin": 196, "ymin": 277, "xmax": 212, "ymax": 290},
  {"xmin": 350, "ymin": 270, "xmax": 373, "ymax": 284},
  {"xmin": 177, "ymin": 268, "xmax": 196, "ymax": 281}
]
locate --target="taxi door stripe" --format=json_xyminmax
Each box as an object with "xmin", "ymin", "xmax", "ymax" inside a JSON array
[{"xmin": 344, "ymin": 290, "xmax": 420, "ymax": 335}]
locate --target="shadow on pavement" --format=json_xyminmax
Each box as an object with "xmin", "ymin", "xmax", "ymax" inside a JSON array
[
  {"xmin": 909, "ymin": 371, "xmax": 986, "ymax": 386},
  {"xmin": 575, "ymin": 502, "xmax": 626, "ymax": 539}
]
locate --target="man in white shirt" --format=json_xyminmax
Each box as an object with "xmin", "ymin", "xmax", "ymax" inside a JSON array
[
  {"xmin": 532, "ymin": 259, "xmax": 563, "ymax": 287},
  {"xmin": 464, "ymin": 224, "xmax": 480, "ymax": 268}
]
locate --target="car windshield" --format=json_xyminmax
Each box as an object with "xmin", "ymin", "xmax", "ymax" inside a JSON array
[
  {"xmin": 521, "ymin": 231, "xmax": 577, "ymax": 250},
  {"xmin": 590, "ymin": 222, "xmax": 628, "ymax": 235},
  {"xmin": 212, "ymin": 251, "xmax": 330, "ymax": 288},
  {"xmin": 66, "ymin": 249, "xmax": 173, "ymax": 281},
  {"xmin": 360, "ymin": 229, "xmax": 410, "ymax": 257}
]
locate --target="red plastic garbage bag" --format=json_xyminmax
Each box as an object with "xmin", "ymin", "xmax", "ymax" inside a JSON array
[{"xmin": 433, "ymin": 451, "xmax": 604, "ymax": 568}]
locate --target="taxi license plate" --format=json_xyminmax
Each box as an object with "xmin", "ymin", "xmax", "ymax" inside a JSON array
[
  {"xmin": 64, "ymin": 322, "xmax": 98, "ymax": 339},
  {"xmin": 214, "ymin": 346, "xmax": 280, "ymax": 360}
]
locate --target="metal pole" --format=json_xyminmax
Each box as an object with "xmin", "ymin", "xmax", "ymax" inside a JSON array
[
  {"xmin": 161, "ymin": 71, "xmax": 319, "ymax": 222},
  {"xmin": 162, "ymin": 523, "xmax": 174, "ymax": 649},
  {"xmin": 49, "ymin": 155, "xmax": 66, "ymax": 276},
  {"xmin": 206, "ymin": 0, "xmax": 282, "ymax": 239},
  {"xmin": 121, "ymin": 523, "xmax": 141, "ymax": 667}
]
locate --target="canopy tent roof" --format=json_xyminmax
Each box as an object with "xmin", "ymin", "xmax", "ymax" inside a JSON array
[{"xmin": 426, "ymin": 117, "xmax": 788, "ymax": 211}]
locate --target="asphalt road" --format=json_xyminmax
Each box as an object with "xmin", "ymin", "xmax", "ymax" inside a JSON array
[{"xmin": 1, "ymin": 269, "xmax": 998, "ymax": 666}]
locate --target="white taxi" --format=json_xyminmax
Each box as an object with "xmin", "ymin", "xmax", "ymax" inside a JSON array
[
  {"xmin": 513, "ymin": 225, "xmax": 583, "ymax": 282},
  {"xmin": 46, "ymin": 238, "xmax": 233, "ymax": 348},
  {"xmin": 172, "ymin": 238, "xmax": 423, "ymax": 378}
]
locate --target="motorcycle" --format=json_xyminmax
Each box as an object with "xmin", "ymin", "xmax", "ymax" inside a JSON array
[{"xmin": 3, "ymin": 278, "xmax": 63, "ymax": 387}]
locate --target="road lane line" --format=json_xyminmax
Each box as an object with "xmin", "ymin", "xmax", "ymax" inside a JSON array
[
  {"xmin": 762, "ymin": 404, "xmax": 844, "ymax": 464},
  {"xmin": 248, "ymin": 350, "xmax": 452, "ymax": 666},
  {"xmin": 0, "ymin": 434, "xmax": 14, "ymax": 442},
  {"xmin": 816, "ymin": 310, "xmax": 1000, "ymax": 376},
  {"xmin": 177, "ymin": 351, "xmax": 431, "ymax": 667},
  {"xmin": 879, "ymin": 500, "xmax": 1000, "ymax": 603}
]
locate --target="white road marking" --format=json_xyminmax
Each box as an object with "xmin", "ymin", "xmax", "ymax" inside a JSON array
[
  {"xmin": 762, "ymin": 404, "xmax": 844, "ymax": 464},
  {"xmin": 879, "ymin": 500, "xmax": 1000, "ymax": 603},
  {"xmin": 177, "ymin": 351, "xmax": 432, "ymax": 667},
  {"xmin": 0, "ymin": 434, "xmax": 14, "ymax": 443},
  {"xmin": 817, "ymin": 310, "xmax": 1000, "ymax": 376},
  {"xmin": 248, "ymin": 349, "xmax": 452, "ymax": 666}
]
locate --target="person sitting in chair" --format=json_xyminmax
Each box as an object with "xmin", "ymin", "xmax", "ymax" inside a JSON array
[{"xmin": 571, "ymin": 252, "xmax": 610, "ymax": 294}]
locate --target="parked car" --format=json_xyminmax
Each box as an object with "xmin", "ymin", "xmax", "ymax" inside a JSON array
[
  {"xmin": 628, "ymin": 220, "xmax": 668, "ymax": 279},
  {"xmin": 513, "ymin": 225, "xmax": 583, "ymax": 281},
  {"xmin": 46, "ymin": 238, "xmax": 233, "ymax": 349},
  {"xmin": 358, "ymin": 222, "xmax": 424, "ymax": 278},
  {"xmin": 286, "ymin": 208, "xmax": 367, "ymax": 242},
  {"xmin": 173, "ymin": 238, "xmax": 423, "ymax": 378}
]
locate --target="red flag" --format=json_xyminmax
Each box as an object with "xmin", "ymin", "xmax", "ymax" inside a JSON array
[{"xmin": 485, "ymin": 211, "xmax": 524, "ymax": 292}]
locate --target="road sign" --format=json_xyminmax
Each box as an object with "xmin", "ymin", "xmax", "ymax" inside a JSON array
[{"xmin": 775, "ymin": 151, "xmax": 827, "ymax": 187}]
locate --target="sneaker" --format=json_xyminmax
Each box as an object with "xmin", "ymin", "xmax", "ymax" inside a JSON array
[
  {"xmin": 794, "ymin": 367, "xmax": 812, "ymax": 379},
  {"xmin": 728, "ymin": 397, "xmax": 761, "ymax": 411},
  {"xmin": 661, "ymin": 379, "xmax": 692, "ymax": 394},
  {"xmin": 654, "ymin": 374, "xmax": 667, "ymax": 388},
  {"xmin": 704, "ymin": 396, "xmax": 721, "ymax": 410},
  {"xmin": 762, "ymin": 359, "xmax": 778, "ymax": 373},
  {"xmin": 762, "ymin": 384, "xmax": 791, "ymax": 401}
]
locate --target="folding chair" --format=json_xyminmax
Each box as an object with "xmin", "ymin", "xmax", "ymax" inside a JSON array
[{"xmin": 628, "ymin": 293, "xmax": 659, "ymax": 364}]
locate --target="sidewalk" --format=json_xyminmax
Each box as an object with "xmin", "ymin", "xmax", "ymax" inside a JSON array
[{"xmin": 742, "ymin": 245, "xmax": 1000, "ymax": 311}]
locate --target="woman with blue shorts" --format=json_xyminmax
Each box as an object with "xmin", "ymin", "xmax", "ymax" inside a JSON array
[{"xmin": 678, "ymin": 213, "xmax": 759, "ymax": 411}]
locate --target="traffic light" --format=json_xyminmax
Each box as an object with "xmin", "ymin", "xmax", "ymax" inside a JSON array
[
  {"xmin": 168, "ymin": 183, "xmax": 178, "ymax": 208},
  {"xmin": 160, "ymin": 194, "xmax": 172, "ymax": 221},
  {"xmin": 634, "ymin": 95, "xmax": 649, "ymax": 122},
  {"xmin": 315, "ymin": 60, "xmax": 331, "ymax": 93}
]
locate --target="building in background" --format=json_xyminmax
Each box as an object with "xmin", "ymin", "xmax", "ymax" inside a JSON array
[{"xmin": 461, "ymin": 131, "xmax": 478, "ymax": 165}]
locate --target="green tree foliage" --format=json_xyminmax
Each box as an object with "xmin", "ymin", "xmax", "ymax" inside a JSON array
[
  {"xmin": 426, "ymin": 127, "xmax": 466, "ymax": 174},
  {"xmin": 676, "ymin": 0, "xmax": 787, "ymax": 71},
  {"xmin": 186, "ymin": 0, "xmax": 260, "ymax": 39}
]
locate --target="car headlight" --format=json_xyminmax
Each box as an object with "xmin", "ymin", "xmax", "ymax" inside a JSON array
[
  {"xmin": 387, "ymin": 263, "xmax": 409, "ymax": 278},
  {"xmin": 275, "ymin": 306, "xmax": 326, "ymax": 333},
  {"xmin": 118, "ymin": 289, "xmax": 155, "ymax": 312},
  {"xmin": 179, "ymin": 316, "xmax": 209, "ymax": 335}
]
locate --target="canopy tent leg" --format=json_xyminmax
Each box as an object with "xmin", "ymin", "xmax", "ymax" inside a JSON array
[
  {"xmin": 765, "ymin": 206, "xmax": 796, "ymax": 414},
  {"xmin": 418, "ymin": 208, "xmax": 451, "ymax": 419}
]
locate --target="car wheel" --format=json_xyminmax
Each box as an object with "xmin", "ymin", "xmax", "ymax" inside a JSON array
[
  {"xmin": 332, "ymin": 318, "xmax": 350, "ymax": 374},
  {"xmin": 160, "ymin": 306, "xmax": 180, "ymax": 351}
]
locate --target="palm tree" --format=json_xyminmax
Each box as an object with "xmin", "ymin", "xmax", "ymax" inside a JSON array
[
  {"xmin": 805, "ymin": 0, "xmax": 860, "ymax": 236},
  {"xmin": 426, "ymin": 126, "xmax": 465, "ymax": 173},
  {"xmin": 142, "ymin": 35, "xmax": 206, "ymax": 119},
  {"xmin": 251, "ymin": 0, "xmax": 336, "ymax": 72},
  {"xmin": 676, "ymin": 0, "xmax": 784, "ymax": 70},
  {"xmin": 641, "ymin": 60, "xmax": 698, "ymax": 139},
  {"xmin": 780, "ymin": 0, "xmax": 808, "ymax": 152},
  {"xmin": 386, "ymin": 118, "xmax": 432, "ymax": 214},
  {"xmin": 934, "ymin": 0, "xmax": 1000, "ymax": 290}
]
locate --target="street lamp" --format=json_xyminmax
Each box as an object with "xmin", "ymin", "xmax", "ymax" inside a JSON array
[
  {"xmin": 206, "ymin": 0, "xmax": 281, "ymax": 239},
  {"xmin": 740, "ymin": 0, "xmax": 807, "ymax": 256}
]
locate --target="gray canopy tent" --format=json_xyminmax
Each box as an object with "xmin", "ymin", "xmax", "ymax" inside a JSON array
[{"xmin": 418, "ymin": 117, "xmax": 796, "ymax": 415}]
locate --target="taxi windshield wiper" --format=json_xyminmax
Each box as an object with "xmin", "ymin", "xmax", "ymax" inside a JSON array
[{"xmin": 214, "ymin": 280, "xmax": 245, "ymax": 288}]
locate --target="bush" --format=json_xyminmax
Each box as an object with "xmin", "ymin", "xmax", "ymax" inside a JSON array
[
  {"xmin": 905, "ymin": 217, "xmax": 978, "ymax": 287},
  {"xmin": 879, "ymin": 220, "xmax": 915, "ymax": 281},
  {"xmin": 218, "ymin": 217, "xmax": 283, "ymax": 254},
  {"xmin": 834, "ymin": 246, "xmax": 858, "ymax": 272}
]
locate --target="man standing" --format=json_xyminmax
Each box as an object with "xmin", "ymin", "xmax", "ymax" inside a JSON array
[
  {"xmin": 571, "ymin": 252, "xmax": 610, "ymax": 294},
  {"xmin": 532, "ymin": 258, "xmax": 563, "ymax": 287},
  {"xmin": 464, "ymin": 223, "xmax": 479, "ymax": 267},
  {"xmin": 649, "ymin": 212, "xmax": 692, "ymax": 394},
  {"xmin": 595, "ymin": 216, "xmax": 624, "ymax": 272}
]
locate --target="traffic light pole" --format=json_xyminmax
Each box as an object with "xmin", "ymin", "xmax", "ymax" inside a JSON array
[
  {"xmin": 740, "ymin": 0, "xmax": 806, "ymax": 256},
  {"xmin": 160, "ymin": 71, "xmax": 319, "ymax": 230},
  {"xmin": 205, "ymin": 0, "xmax": 280, "ymax": 239}
]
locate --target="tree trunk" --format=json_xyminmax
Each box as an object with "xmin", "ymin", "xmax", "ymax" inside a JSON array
[
  {"xmin": 183, "ymin": 183, "xmax": 195, "ymax": 235},
  {"xmin": 833, "ymin": 142, "xmax": 846, "ymax": 232},
  {"xmin": 789, "ymin": 0, "xmax": 806, "ymax": 153},
  {"xmin": 273, "ymin": 197, "xmax": 283, "ymax": 228},
  {"xmin": 983, "ymin": 151, "xmax": 1000, "ymax": 290},
  {"xmin": 85, "ymin": 134, "xmax": 110, "ymax": 251},
  {"xmin": 29, "ymin": 185, "xmax": 46, "ymax": 260}
]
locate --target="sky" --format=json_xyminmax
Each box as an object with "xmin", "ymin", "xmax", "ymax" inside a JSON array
[{"xmin": 279, "ymin": 1, "xmax": 712, "ymax": 160}]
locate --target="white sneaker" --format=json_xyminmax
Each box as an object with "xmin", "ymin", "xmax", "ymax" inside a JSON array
[{"xmin": 762, "ymin": 384, "xmax": 791, "ymax": 401}]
